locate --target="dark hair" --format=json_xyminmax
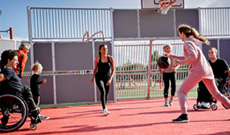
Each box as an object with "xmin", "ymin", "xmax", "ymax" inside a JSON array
[
  {"xmin": 1, "ymin": 50, "xmax": 18, "ymax": 67},
  {"xmin": 178, "ymin": 24, "xmax": 210, "ymax": 45},
  {"xmin": 98, "ymin": 44, "xmax": 107, "ymax": 56}
]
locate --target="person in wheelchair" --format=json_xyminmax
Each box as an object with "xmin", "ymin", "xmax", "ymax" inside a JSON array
[
  {"xmin": 198, "ymin": 47, "xmax": 230, "ymax": 108},
  {"xmin": 0, "ymin": 50, "xmax": 41, "ymax": 126}
]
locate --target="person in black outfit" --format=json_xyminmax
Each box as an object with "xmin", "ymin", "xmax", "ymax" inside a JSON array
[
  {"xmin": 30, "ymin": 62, "xmax": 46, "ymax": 106},
  {"xmin": 91, "ymin": 44, "xmax": 115, "ymax": 116},
  {"xmin": 0, "ymin": 50, "xmax": 41, "ymax": 125},
  {"xmin": 198, "ymin": 47, "xmax": 230, "ymax": 108}
]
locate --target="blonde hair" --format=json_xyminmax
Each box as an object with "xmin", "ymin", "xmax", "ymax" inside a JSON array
[
  {"xmin": 177, "ymin": 24, "xmax": 210, "ymax": 45},
  {"xmin": 29, "ymin": 62, "xmax": 43, "ymax": 81},
  {"xmin": 209, "ymin": 47, "xmax": 218, "ymax": 54},
  {"xmin": 163, "ymin": 44, "xmax": 172, "ymax": 52}
]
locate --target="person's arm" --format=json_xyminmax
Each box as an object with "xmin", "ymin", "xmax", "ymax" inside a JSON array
[
  {"xmin": 0, "ymin": 74, "xmax": 6, "ymax": 82},
  {"xmin": 106, "ymin": 56, "xmax": 115, "ymax": 86},
  {"xmin": 175, "ymin": 42, "xmax": 197, "ymax": 65},
  {"xmin": 91, "ymin": 58, "xmax": 99, "ymax": 85},
  {"xmin": 35, "ymin": 75, "xmax": 46, "ymax": 84},
  {"xmin": 18, "ymin": 55, "xmax": 28, "ymax": 78},
  {"xmin": 169, "ymin": 54, "xmax": 185, "ymax": 61}
]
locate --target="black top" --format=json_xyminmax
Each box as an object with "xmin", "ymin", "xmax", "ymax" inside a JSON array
[
  {"xmin": 208, "ymin": 59, "xmax": 229, "ymax": 81},
  {"xmin": 96, "ymin": 56, "xmax": 111, "ymax": 80},
  {"xmin": 30, "ymin": 74, "xmax": 43, "ymax": 96},
  {"xmin": 1, "ymin": 68, "xmax": 23, "ymax": 91}
]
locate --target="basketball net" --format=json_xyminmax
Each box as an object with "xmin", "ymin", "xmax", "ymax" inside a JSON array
[{"xmin": 159, "ymin": 0, "xmax": 176, "ymax": 15}]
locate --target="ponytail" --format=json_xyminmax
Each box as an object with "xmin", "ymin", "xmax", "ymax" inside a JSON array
[
  {"xmin": 191, "ymin": 28, "xmax": 210, "ymax": 45},
  {"xmin": 178, "ymin": 24, "xmax": 210, "ymax": 45}
]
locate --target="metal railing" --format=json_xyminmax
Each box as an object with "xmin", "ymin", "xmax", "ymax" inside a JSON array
[
  {"xmin": 114, "ymin": 43, "xmax": 189, "ymax": 100},
  {"xmin": 200, "ymin": 8, "xmax": 230, "ymax": 36},
  {"xmin": 28, "ymin": 7, "xmax": 112, "ymax": 40}
]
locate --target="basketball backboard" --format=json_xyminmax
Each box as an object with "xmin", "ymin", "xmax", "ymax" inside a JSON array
[{"xmin": 142, "ymin": 0, "xmax": 184, "ymax": 9}]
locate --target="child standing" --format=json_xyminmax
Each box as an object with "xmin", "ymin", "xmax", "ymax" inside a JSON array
[
  {"xmin": 159, "ymin": 44, "xmax": 179, "ymax": 107},
  {"xmin": 30, "ymin": 62, "xmax": 49, "ymax": 120}
]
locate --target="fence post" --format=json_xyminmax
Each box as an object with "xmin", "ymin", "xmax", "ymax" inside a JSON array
[{"xmin": 147, "ymin": 41, "xmax": 153, "ymax": 99}]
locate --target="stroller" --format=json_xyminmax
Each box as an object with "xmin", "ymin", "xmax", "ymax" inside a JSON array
[{"xmin": 193, "ymin": 78, "xmax": 229, "ymax": 111}]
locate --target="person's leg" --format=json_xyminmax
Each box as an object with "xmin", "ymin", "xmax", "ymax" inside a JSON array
[
  {"xmin": 169, "ymin": 72, "xmax": 176, "ymax": 105},
  {"xmin": 104, "ymin": 81, "xmax": 110, "ymax": 104},
  {"xmin": 33, "ymin": 95, "xmax": 40, "ymax": 107},
  {"xmin": 21, "ymin": 86, "xmax": 41, "ymax": 123},
  {"xmin": 21, "ymin": 86, "xmax": 38, "ymax": 111},
  {"xmin": 163, "ymin": 73, "xmax": 170, "ymax": 106},
  {"xmin": 95, "ymin": 79, "xmax": 106, "ymax": 110},
  {"xmin": 173, "ymin": 74, "xmax": 201, "ymax": 123},
  {"xmin": 177, "ymin": 74, "xmax": 201, "ymax": 114},
  {"xmin": 203, "ymin": 79, "xmax": 230, "ymax": 109}
]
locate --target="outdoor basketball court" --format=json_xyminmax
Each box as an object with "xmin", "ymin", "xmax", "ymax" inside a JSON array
[{"xmin": 4, "ymin": 98, "xmax": 230, "ymax": 135}]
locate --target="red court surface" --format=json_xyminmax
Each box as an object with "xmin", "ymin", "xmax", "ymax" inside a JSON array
[{"xmin": 4, "ymin": 98, "xmax": 230, "ymax": 135}]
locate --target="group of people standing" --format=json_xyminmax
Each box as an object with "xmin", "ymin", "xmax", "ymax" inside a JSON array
[{"xmin": 1, "ymin": 24, "xmax": 230, "ymax": 124}]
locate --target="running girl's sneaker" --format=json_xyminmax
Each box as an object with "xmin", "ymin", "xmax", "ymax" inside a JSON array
[
  {"xmin": 172, "ymin": 114, "xmax": 189, "ymax": 123},
  {"xmin": 103, "ymin": 109, "xmax": 110, "ymax": 116},
  {"xmin": 169, "ymin": 99, "xmax": 173, "ymax": 106}
]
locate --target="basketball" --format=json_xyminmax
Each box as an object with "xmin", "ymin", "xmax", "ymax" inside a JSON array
[{"xmin": 157, "ymin": 56, "xmax": 171, "ymax": 69}]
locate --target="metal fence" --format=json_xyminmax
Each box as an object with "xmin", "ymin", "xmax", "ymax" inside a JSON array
[
  {"xmin": 28, "ymin": 7, "xmax": 112, "ymax": 40},
  {"xmin": 200, "ymin": 8, "xmax": 230, "ymax": 36},
  {"xmin": 114, "ymin": 42, "xmax": 189, "ymax": 100}
]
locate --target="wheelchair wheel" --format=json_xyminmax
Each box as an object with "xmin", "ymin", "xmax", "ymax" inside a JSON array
[
  {"xmin": 30, "ymin": 123, "xmax": 37, "ymax": 130},
  {"xmin": 211, "ymin": 104, "xmax": 218, "ymax": 111},
  {"xmin": 193, "ymin": 104, "xmax": 198, "ymax": 111},
  {"xmin": 220, "ymin": 84, "xmax": 229, "ymax": 109},
  {"xmin": 0, "ymin": 94, "xmax": 28, "ymax": 132}
]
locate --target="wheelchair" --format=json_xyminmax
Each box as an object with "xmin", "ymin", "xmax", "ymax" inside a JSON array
[
  {"xmin": 193, "ymin": 81, "xmax": 229, "ymax": 111},
  {"xmin": 0, "ymin": 94, "xmax": 41, "ymax": 132}
]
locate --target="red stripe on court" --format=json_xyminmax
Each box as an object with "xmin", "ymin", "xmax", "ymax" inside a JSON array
[{"xmin": 4, "ymin": 98, "xmax": 230, "ymax": 135}]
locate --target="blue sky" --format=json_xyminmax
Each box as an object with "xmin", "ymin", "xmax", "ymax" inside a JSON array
[{"xmin": 0, "ymin": 0, "xmax": 230, "ymax": 40}]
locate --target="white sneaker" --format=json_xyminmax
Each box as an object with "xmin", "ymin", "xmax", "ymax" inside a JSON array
[
  {"xmin": 198, "ymin": 102, "xmax": 204, "ymax": 107},
  {"xmin": 103, "ymin": 109, "xmax": 110, "ymax": 116},
  {"xmin": 202, "ymin": 102, "xmax": 210, "ymax": 108}
]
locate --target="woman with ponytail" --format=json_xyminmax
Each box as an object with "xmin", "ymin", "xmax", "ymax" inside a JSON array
[
  {"xmin": 91, "ymin": 44, "xmax": 115, "ymax": 116},
  {"xmin": 166, "ymin": 24, "xmax": 230, "ymax": 123}
]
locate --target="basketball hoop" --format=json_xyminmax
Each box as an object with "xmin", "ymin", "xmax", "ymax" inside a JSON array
[{"xmin": 159, "ymin": 0, "xmax": 176, "ymax": 15}]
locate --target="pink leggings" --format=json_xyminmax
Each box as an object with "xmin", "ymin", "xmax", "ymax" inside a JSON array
[{"xmin": 178, "ymin": 74, "xmax": 230, "ymax": 114}]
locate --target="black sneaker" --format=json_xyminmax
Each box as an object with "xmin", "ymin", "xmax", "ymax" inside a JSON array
[{"xmin": 172, "ymin": 114, "xmax": 189, "ymax": 123}]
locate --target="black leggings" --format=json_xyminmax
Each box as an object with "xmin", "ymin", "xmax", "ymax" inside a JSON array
[
  {"xmin": 163, "ymin": 72, "xmax": 176, "ymax": 98},
  {"xmin": 96, "ymin": 78, "xmax": 110, "ymax": 109}
]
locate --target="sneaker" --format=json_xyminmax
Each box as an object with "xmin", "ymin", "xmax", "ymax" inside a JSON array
[
  {"xmin": 198, "ymin": 102, "xmax": 204, "ymax": 107},
  {"xmin": 30, "ymin": 108, "xmax": 41, "ymax": 124},
  {"xmin": 164, "ymin": 101, "xmax": 169, "ymax": 107},
  {"xmin": 169, "ymin": 99, "xmax": 173, "ymax": 106},
  {"xmin": 39, "ymin": 115, "xmax": 50, "ymax": 120},
  {"xmin": 103, "ymin": 109, "xmax": 110, "ymax": 116},
  {"xmin": 172, "ymin": 114, "xmax": 189, "ymax": 123},
  {"xmin": 202, "ymin": 102, "xmax": 210, "ymax": 108}
]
